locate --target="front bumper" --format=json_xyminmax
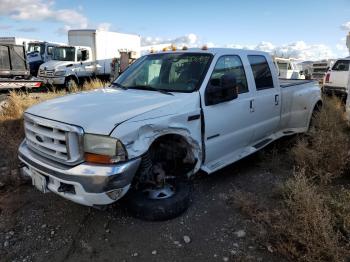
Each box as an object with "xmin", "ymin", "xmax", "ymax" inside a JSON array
[
  {"xmin": 18, "ymin": 140, "xmax": 141, "ymax": 206},
  {"xmin": 39, "ymin": 76, "xmax": 65, "ymax": 85}
]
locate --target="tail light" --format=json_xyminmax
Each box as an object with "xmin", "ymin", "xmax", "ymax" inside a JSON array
[{"xmin": 325, "ymin": 73, "xmax": 330, "ymax": 83}]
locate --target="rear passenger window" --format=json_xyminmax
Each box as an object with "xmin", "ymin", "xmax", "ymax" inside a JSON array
[
  {"xmin": 248, "ymin": 55, "xmax": 274, "ymax": 90},
  {"xmin": 332, "ymin": 60, "xmax": 350, "ymax": 71},
  {"xmin": 209, "ymin": 55, "xmax": 248, "ymax": 94}
]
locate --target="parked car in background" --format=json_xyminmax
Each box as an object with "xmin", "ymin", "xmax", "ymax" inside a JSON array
[
  {"xmin": 273, "ymin": 57, "xmax": 305, "ymax": 79},
  {"xmin": 19, "ymin": 48, "xmax": 321, "ymax": 220},
  {"xmin": 38, "ymin": 30, "xmax": 141, "ymax": 89},
  {"xmin": 0, "ymin": 43, "xmax": 42, "ymax": 90},
  {"xmin": 323, "ymin": 58, "xmax": 350, "ymax": 96}
]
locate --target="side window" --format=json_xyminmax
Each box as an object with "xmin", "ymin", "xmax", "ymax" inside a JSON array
[
  {"xmin": 208, "ymin": 55, "xmax": 248, "ymax": 94},
  {"xmin": 248, "ymin": 55, "xmax": 274, "ymax": 90},
  {"xmin": 332, "ymin": 60, "xmax": 350, "ymax": 71},
  {"xmin": 47, "ymin": 46, "xmax": 53, "ymax": 55},
  {"xmin": 81, "ymin": 50, "xmax": 89, "ymax": 61}
]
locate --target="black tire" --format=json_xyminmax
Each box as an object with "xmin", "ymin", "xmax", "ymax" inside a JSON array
[
  {"xmin": 124, "ymin": 180, "xmax": 192, "ymax": 221},
  {"xmin": 64, "ymin": 77, "xmax": 78, "ymax": 91}
]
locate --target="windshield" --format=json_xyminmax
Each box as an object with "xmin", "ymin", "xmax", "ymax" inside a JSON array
[
  {"xmin": 114, "ymin": 52, "xmax": 213, "ymax": 92},
  {"xmin": 28, "ymin": 43, "xmax": 45, "ymax": 55},
  {"xmin": 52, "ymin": 47, "xmax": 75, "ymax": 61}
]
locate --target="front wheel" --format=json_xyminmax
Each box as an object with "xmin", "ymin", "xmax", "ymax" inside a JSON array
[
  {"xmin": 125, "ymin": 180, "xmax": 192, "ymax": 221},
  {"xmin": 64, "ymin": 77, "xmax": 78, "ymax": 92}
]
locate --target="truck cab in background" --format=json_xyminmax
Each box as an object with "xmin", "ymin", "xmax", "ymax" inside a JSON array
[
  {"xmin": 273, "ymin": 57, "xmax": 305, "ymax": 79},
  {"xmin": 38, "ymin": 45, "xmax": 95, "ymax": 88},
  {"xmin": 38, "ymin": 29, "xmax": 141, "ymax": 89},
  {"xmin": 27, "ymin": 41, "xmax": 65, "ymax": 77}
]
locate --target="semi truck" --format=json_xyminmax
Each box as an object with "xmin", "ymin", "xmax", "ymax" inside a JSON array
[
  {"xmin": 0, "ymin": 43, "xmax": 42, "ymax": 90},
  {"xmin": 37, "ymin": 30, "xmax": 141, "ymax": 89},
  {"xmin": 19, "ymin": 48, "xmax": 321, "ymax": 220}
]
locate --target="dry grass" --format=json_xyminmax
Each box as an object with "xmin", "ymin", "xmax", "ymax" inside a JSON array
[
  {"xmin": 229, "ymin": 96, "xmax": 350, "ymax": 261},
  {"xmin": 293, "ymin": 97, "xmax": 349, "ymax": 184}
]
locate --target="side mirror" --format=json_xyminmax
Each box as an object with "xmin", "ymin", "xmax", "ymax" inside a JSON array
[{"xmin": 205, "ymin": 73, "xmax": 238, "ymax": 106}]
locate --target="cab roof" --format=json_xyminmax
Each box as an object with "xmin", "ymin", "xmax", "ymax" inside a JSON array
[{"xmin": 147, "ymin": 47, "xmax": 270, "ymax": 57}]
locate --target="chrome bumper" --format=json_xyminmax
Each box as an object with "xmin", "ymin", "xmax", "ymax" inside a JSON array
[
  {"xmin": 38, "ymin": 76, "xmax": 65, "ymax": 85},
  {"xmin": 18, "ymin": 140, "xmax": 141, "ymax": 206}
]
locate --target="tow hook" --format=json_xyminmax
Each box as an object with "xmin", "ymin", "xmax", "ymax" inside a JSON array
[{"xmin": 57, "ymin": 183, "xmax": 76, "ymax": 194}]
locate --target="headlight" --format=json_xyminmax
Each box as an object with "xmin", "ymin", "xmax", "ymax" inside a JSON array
[
  {"xmin": 83, "ymin": 134, "xmax": 127, "ymax": 164},
  {"xmin": 54, "ymin": 70, "xmax": 65, "ymax": 76}
]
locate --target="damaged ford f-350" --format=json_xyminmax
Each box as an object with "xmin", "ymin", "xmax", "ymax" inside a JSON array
[{"xmin": 18, "ymin": 48, "xmax": 322, "ymax": 220}]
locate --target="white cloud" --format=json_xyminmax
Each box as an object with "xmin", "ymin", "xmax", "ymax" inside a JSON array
[
  {"xmin": 97, "ymin": 23, "xmax": 111, "ymax": 31},
  {"xmin": 0, "ymin": 24, "xmax": 12, "ymax": 30},
  {"xmin": 55, "ymin": 25, "xmax": 71, "ymax": 35},
  {"xmin": 17, "ymin": 26, "xmax": 39, "ymax": 32},
  {"xmin": 226, "ymin": 41, "xmax": 335, "ymax": 60},
  {"xmin": 142, "ymin": 33, "xmax": 201, "ymax": 47},
  {"xmin": 0, "ymin": 0, "xmax": 88, "ymax": 28},
  {"xmin": 341, "ymin": 21, "xmax": 350, "ymax": 30}
]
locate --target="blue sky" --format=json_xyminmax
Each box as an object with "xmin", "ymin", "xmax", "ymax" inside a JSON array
[{"xmin": 0, "ymin": 0, "xmax": 349, "ymax": 60}]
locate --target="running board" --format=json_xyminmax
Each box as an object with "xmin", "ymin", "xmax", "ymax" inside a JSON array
[{"xmin": 253, "ymin": 138, "xmax": 272, "ymax": 149}]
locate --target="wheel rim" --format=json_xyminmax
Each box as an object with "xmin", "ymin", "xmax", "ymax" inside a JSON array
[{"xmin": 143, "ymin": 184, "xmax": 175, "ymax": 199}]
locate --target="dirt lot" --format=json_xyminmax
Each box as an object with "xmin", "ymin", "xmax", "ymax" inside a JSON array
[{"xmin": 0, "ymin": 139, "xmax": 292, "ymax": 262}]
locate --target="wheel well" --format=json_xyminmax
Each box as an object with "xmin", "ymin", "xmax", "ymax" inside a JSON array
[
  {"xmin": 135, "ymin": 134, "xmax": 197, "ymax": 185},
  {"xmin": 314, "ymin": 100, "xmax": 323, "ymax": 112},
  {"xmin": 66, "ymin": 75, "xmax": 79, "ymax": 84}
]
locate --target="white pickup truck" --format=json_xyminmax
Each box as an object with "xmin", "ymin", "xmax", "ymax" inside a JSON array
[
  {"xmin": 18, "ymin": 48, "xmax": 321, "ymax": 220},
  {"xmin": 323, "ymin": 58, "xmax": 350, "ymax": 96}
]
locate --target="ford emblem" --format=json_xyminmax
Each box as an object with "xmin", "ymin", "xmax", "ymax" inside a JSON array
[{"xmin": 35, "ymin": 135, "xmax": 44, "ymax": 143}]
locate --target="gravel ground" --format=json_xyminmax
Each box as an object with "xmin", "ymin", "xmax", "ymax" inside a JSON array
[{"xmin": 0, "ymin": 140, "xmax": 293, "ymax": 262}]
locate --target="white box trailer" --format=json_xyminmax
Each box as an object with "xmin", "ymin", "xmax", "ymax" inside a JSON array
[{"xmin": 68, "ymin": 30, "xmax": 141, "ymax": 75}]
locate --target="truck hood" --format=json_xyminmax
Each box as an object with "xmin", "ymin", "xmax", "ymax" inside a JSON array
[
  {"xmin": 26, "ymin": 88, "xmax": 198, "ymax": 135},
  {"xmin": 39, "ymin": 60, "xmax": 75, "ymax": 70}
]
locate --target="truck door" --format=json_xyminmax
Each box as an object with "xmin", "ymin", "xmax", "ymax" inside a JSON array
[
  {"xmin": 77, "ymin": 48, "xmax": 94, "ymax": 78},
  {"xmin": 202, "ymin": 55, "xmax": 255, "ymax": 170},
  {"xmin": 247, "ymin": 55, "xmax": 281, "ymax": 144}
]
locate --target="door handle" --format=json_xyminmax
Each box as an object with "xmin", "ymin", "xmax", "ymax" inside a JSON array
[
  {"xmin": 275, "ymin": 94, "xmax": 279, "ymax": 105},
  {"xmin": 250, "ymin": 99, "xmax": 255, "ymax": 112}
]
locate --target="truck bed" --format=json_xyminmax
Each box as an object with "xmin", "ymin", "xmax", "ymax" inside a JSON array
[{"xmin": 280, "ymin": 79, "xmax": 316, "ymax": 88}]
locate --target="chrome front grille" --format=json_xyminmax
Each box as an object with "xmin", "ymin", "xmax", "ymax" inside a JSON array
[
  {"xmin": 38, "ymin": 69, "xmax": 54, "ymax": 77},
  {"xmin": 24, "ymin": 114, "xmax": 84, "ymax": 165}
]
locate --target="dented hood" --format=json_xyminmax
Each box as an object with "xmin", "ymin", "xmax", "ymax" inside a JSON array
[{"xmin": 26, "ymin": 88, "xmax": 198, "ymax": 135}]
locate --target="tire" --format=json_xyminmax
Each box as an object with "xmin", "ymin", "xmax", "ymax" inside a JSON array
[
  {"xmin": 64, "ymin": 77, "xmax": 78, "ymax": 92},
  {"xmin": 124, "ymin": 180, "xmax": 192, "ymax": 221}
]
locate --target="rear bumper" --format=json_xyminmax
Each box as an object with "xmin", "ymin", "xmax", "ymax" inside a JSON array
[
  {"xmin": 323, "ymin": 85, "xmax": 347, "ymax": 95},
  {"xmin": 18, "ymin": 140, "xmax": 141, "ymax": 206}
]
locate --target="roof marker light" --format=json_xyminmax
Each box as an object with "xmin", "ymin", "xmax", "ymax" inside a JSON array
[{"xmin": 201, "ymin": 45, "xmax": 208, "ymax": 50}]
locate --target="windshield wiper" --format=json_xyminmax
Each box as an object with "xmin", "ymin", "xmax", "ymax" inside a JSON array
[
  {"xmin": 129, "ymin": 85, "xmax": 174, "ymax": 96},
  {"xmin": 110, "ymin": 82, "xmax": 128, "ymax": 90}
]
